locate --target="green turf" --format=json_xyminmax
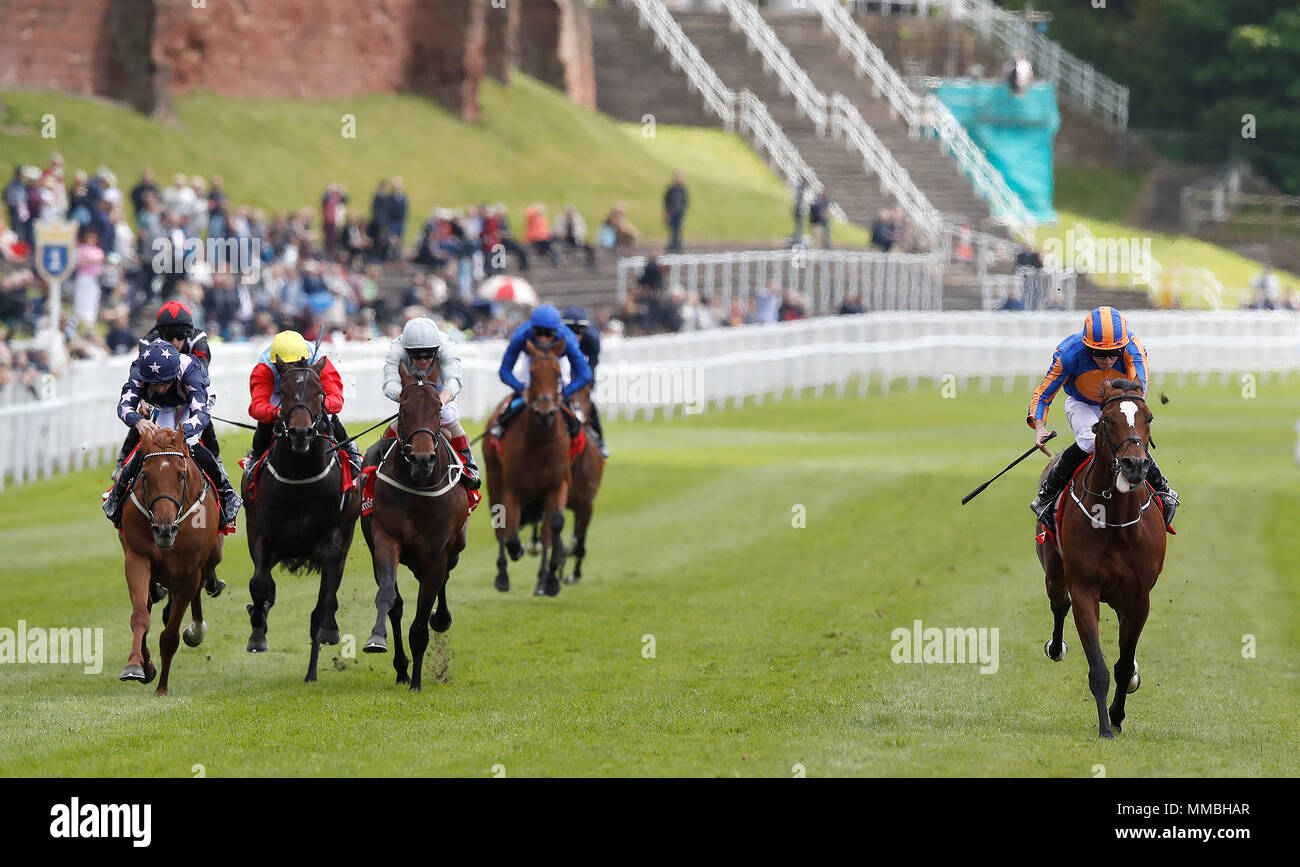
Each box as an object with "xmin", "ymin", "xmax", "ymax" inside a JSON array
[
  {"xmin": 0, "ymin": 76, "xmax": 868, "ymax": 246},
  {"xmin": 1, "ymin": 375, "xmax": 1298, "ymax": 777}
]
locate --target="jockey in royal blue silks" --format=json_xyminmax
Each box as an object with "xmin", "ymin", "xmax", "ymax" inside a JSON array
[
  {"xmin": 489, "ymin": 304, "xmax": 593, "ymax": 441},
  {"xmin": 562, "ymin": 305, "xmax": 609, "ymax": 458},
  {"xmin": 104, "ymin": 340, "xmax": 243, "ymax": 540},
  {"xmin": 1027, "ymin": 306, "xmax": 1178, "ymax": 533}
]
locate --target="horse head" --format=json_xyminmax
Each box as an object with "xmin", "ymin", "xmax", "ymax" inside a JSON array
[
  {"xmin": 1095, "ymin": 378, "xmax": 1154, "ymax": 493},
  {"xmin": 135, "ymin": 423, "xmax": 192, "ymax": 550},
  {"xmin": 276, "ymin": 358, "xmax": 328, "ymax": 455},
  {"xmin": 397, "ymin": 363, "xmax": 444, "ymax": 484},
  {"xmin": 524, "ymin": 337, "xmax": 566, "ymax": 427}
]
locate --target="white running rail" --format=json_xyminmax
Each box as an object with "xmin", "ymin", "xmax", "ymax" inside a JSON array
[
  {"xmin": 814, "ymin": 0, "xmax": 1036, "ymax": 233},
  {"xmin": 616, "ymin": 248, "xmax": 946, "ymax": 313},
  {"xmin": 720, "ymin": 0, "xmax": 944, "ymax": 241},
  {"xmin": 631, "ymin": 0, "xmax": 849, "ymax": 224},
  {"xmin": 5, "ymin": 312, "xmax": 1296, "ymax": 487}
]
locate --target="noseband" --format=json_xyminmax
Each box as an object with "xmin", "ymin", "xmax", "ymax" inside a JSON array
[
  {"xmin": 1071, "ymin": 392, "xmax": 1157, "ymax": 527},
  {"xmin": 274, "ymin": 366, "xmax": 328, "ymax": 439},
  {"xmin": 528, "ymin": 350, "xmax": 563, "ymax": 418},
  {"xmin": 130, "ymin": 449, "xmax": 207, "ymax": 532},
  {"xmin": 397, "ymin": 378, "xmax": 442, "ymax": 464}
]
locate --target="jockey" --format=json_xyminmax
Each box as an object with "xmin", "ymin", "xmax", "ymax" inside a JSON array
[
  {"xmin": 381, "ymin": 316, "xmax": 480, "ymax": 490},
  {"xmin": 491, "ymin": 304, "xmax": 593, "ymax": 442},
  {"xmin": 246, "ymin": 330, "xmax": 361, "ymax": 474},
  {"xmin": 561, "ymin": 305, "xmax": 609, "ymax": 458},
  {"xmin": 113, "ymin": 300, "xmax": 219, "ymax": 479},
  {"xmin": 1028, "ymin": 306, "xmax": 1178, "ymax": 532},
  {"xmin": 104, "ymin": 339, "xmax": 242, "ymax": 537}
]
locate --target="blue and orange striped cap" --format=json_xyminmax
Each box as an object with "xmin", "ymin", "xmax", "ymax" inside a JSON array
[{"xmin": 1082, "ymin": 306, "xmax": 1130, "ymax": 351}]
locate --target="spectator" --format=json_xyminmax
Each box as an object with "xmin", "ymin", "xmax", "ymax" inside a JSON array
[
  {"xmin": 999, "ymin": 284, "xmax": 1026, "ymax": 311},
  {"xmin": 524, "ymin": 204, "xmax": 562, "ymax": 266},
  {"xmin": 207, "ymin": 174, "xmax": 228, "ymax": 238},
  {"xmin": 754, "ymin": 280, "xmax": 781, "ymax": 324},
  {"xmin": 4, "ymin": 167, "xmax": 28, "ymax": 242},
  {"xmin": 778, "ymin": 289, "xmax": 806, "ymax": 322},
  {"xmin": 870, "ymin": 208, "xmax": 895, "ymax": 252},
  {"xmin": 106, "ymin": 308, "xmax": 136, "ymax": 355},
  {"xmin": 1247, "ymin": 265, "xmax": 1280, "ymax": 309},
  {"xmin": 320, "ymin": 183, "xmax": 348, "ymax": 254},
  {"xmin": 73, "ymin": 227, "xmax": 105, "ymax": 326},
  {"xmin": 838, "ymin": 292, "xmax": 865, "ymax": 315},
  {"xmin": 637, "ymin": 250, "xmax": 664, "ymax": 295},
  {"xmin": 369, "ymin": 179, "xmax": 392, "ymax": 262},
  {"xmin": 680, "ymin": 290, "xmax": 716, "ymax": 331},
  {"xmin": 809, "ymin": 190, "xmax": 832, "ymax": 249},
  {"xmin": 603, "ymin": 201, "xmax": 639, "ymax": 248},
  {"xmin": 792, "ymin": 179, "xmax": 808, "ymax": 242},
  {"xmin": 388, "ymin": 177, "xmax": 408, "ymax": 256},
  {"xmin": 663, "ymin": 172, "xmax": 688, "ymax": 253},
  {"xmin": 560, "ymin": 206, "xmax": 596, "ymax": 271},
  {"xmin": 130, "ymin": 169, "xmax": 158, "ymax": 220}
]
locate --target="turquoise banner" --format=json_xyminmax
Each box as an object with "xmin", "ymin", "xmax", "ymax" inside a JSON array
[{"xmin": 934, "ymin": 81, "xmax": 1060, "ymax": 222}]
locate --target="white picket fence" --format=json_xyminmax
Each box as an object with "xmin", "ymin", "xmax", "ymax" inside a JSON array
[{"xmin": 2, "ymin": 311, "xmax": 1298, "ymax": 489}]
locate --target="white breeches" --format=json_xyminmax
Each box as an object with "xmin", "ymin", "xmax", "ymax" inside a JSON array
[{"xmin": 1065, "ymin": 394, "xmax": 1102, "ymax": 454}]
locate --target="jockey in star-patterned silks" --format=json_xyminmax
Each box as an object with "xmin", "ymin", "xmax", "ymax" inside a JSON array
[
  {"xmin": 379, "ymin": 316, "xmax": 479, "ymax": 490},
  {"xmin": 490, "ymin": 304, "xmax": 593, "ymax": 442},
  {"xmin": 1027, "ymin": 306, "xmax": 1178, "ymax": 534},
  {"xmin": 104, "ymin": 339, "xmax": 243, "ymax": 538}
]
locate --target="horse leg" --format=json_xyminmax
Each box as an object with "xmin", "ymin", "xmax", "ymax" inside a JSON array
[
  {"xmin": 389, "ymin": 584, "xmax": 409, "ymax": 684},
  {"xmin": 566, "ymin": 500, "xmax": 592, "ymax": 585},
  {"xmin": 182, "ymin": 591, "xmax": 206, "ymax": 648},
  {"xmin": 1043, "ymin": 557, "xmax": 1070, "ymax": 661},
  {"xmin": 156, "ymin": 577, "xmax": 195, "ymax": 696},
  {"xmin": 120, "ymin": 550, "xmax": 153, "ymax": 682},
  {"xmin": 527, "ymin": 522, "xmax": 541, "ymax": 556},
  {"xmin": 306, "ymin": 538, "xmax": 345, "ymax": 683},
  {"xmin": 1071, "ymin": 592, "xmax": 1113, "ymax": 738},
  {"xmin": 504, "ymin": 490, "xmax": 524, "ymax": 561},
  {"xmin": 408, "ymin": 555, "xmax": 447, "ymax": 692},
  {"xmin": 366, "ymin": 534, "xmax": 400, "ymax": 654},
  {"xmin": 539, "ymin": 484, "xmax": 568, "ymax": 597},
  {"xmin": 494, "ymin": 532, "xmax": 510, "ymax": 593},
  {"xmin": 247, "ymin": 537, "xmax": 277, "ymax": 653},
  {"xmin": 1109, "ymin": 596, "xmax": 1150, "ymax": 733}
]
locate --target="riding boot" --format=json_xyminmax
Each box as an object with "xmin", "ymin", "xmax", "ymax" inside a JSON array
[
  {"xmin": 193, "ymin": 444, "xmax": 242, "ymax": 531},
  {"xmin": 103, "ymin": 448, "xmax": 143, "ymax": 527},
  {"xmin": 564, "ymin": 405, "xmax": 582, "ymax": 440},
  {"xmin": 113, "ymin": 428, "xmax": 140, "ymax": 480},
  {"xmin": 246, "ymin": 421, "xmax": 274, "ymax": 469},
  {"xmin": 331, "ymin": 415, "xmax": 362, "ymax": 475},
  {"xmin": 450, "ymin": 435, "xmax": 481, "ymax": 490},
  {"xmin": 589, "ymin": 403, "xmax": 610, "ymax": 458},
  {"xmin": 1030, "ymin": 443, "xmax": 1088, "ymax": 532},
  {"xmin": 489, "ymin": 396, "xmax": 525, "ymax": 439},
  {"xmin": 1145, "ymin": 458, "xmax": 1179, "ymax": 528}
]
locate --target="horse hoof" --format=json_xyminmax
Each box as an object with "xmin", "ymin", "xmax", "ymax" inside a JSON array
[
  {"xmin": 494, "ymin": 575, "xmax": 509, "ymax": 593},
  {"xmin": 1099, "ymin": 729, "xmax": 1115, "ymax": 740},
  {"xmin": 142, "ymin": 660, "xmax": 157, "ymax": 684},
  {"xmin": 526, "ymin": 539, "xmax": 542, "ymax": 556},
  {"xmin": 1127, "ymin": 664, "xmax": 1140, "ymax": 694},
  {"xmin": 395, "ymin": 671, "xmax": 410, "ymax": 685},
  {"xmin": 205, "ymin": 578, "xmax": 226, "ymax": 598},
  {"xmin": 430, "ymin": 612, "xmax": 451, "ymax": 634},
  {"xmin": 545, "ymin": 578, "xmax": 561, "ymax": 598},
  {"xmin": 409, "ymin": 682, "xmax": 422, "ymax": 693},
  {"xmin": 317, "ymin": 627, "xmax": 340, "ymax": 646},
  {"xmin": 154, "ymin": 687, "xmax": 169, "ymax": 697},
  {"xmin": 120, "ymin": 664, "xmax": 145, "ymax": 682},
  {"xmin": 364, "ymin": 634, "xmax": 388, "ymax": 654},
  {"xmin": 247, "ymin": 632, "xmax": 268, "ymax": 653},
  {"xmin": 182, "ymin": 620, "xmax": 207, "ymax": 648},
  {"xmin": 304, "ymin": 673, "xmax": 317, "ymax": 684},
  {"xmin": 507, "ymin": 541, "xmax": 524, "ymax": 561},
  {"xmin": 1043, "ymin": 639, "xmax": 1067, "ymax": 662}
]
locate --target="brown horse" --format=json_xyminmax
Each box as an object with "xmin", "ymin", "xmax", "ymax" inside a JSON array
[
  {"xmin": 118, "ymin": 425, "xmax": 222, "ymax": 695},
  {"xmin": 1037, "ymin": 378, "xmax": 1168, "ymax": 738},
  {"xmin": 360, "ymin": 364, "xmax": 470, "ymax": 690},
  {"xmin": 524, "ymin": 384, "xmax": 605, "ymax": 584},
  {"xmin": 483, "ymin": 337, "xmax": 573, "ymax": 596}
]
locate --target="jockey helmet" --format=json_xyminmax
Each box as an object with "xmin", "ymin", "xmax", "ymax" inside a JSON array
[
  {"xmin": 139, "ymin": 340, "xmax": 182, "ymax": 383},
  {"xmin": 562, "ymin": 306, "xmax": 589, "ymax": 335},
  {"xmin": 270, "ymin": 330, "xmax": 310, "ymax": 364},
  {"xmin": 1082, "ymin": 306, "xmax": 1131, "ymax": 352},
  {"xmin": 154, "ymin": 300, "xmax": 194, "ymax": 331},
  {"xmin": 529, "ymin": 304, "xmax": 563, "ymax": 334},
  {"xmin": 401, "ymin": 317, "xmax": 442, "ymax": 352}
]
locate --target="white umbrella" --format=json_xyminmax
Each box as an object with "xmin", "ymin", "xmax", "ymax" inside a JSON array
[{"xmin": 477, "ymin": 275, "xmax": 538, "ymax": 306}]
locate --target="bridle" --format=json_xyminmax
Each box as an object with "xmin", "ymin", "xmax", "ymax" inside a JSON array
[
  {"xmin": 273, "ymin": 365, "xmax": 329, "ymax": 440},
  {"xmin": 527, "ymin": 342, "xmax": 564, "ymax": 420},
  {"xmin": 130, "ymin": 447, "xmax": 207, "ymax": 531},
  {"xmin": 396, "ymin": 377, "xmax": 443, "ymax": 462},
  {"xmin": 1070, "ymin": 391, "xmax": 1156, "ymax": 528},
  {"xmin": 375, "ymin": 376, "xmax": 463, "ymax": 496}
]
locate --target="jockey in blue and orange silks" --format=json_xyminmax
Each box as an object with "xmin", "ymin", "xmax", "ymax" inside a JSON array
[{"xmin": 1028, "ymin": 306, "xmax": 1178, "ymax": 532}]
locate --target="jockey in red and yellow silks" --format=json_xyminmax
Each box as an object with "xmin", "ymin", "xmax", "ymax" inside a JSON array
[{"xmin": 1028, "ymin": 307, "xmax": 1178, "ymax": 531}]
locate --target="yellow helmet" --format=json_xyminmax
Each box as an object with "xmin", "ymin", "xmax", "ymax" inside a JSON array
[{"xmin": 270, "ymin": 330, "xmax": 310, "ymax": 364}]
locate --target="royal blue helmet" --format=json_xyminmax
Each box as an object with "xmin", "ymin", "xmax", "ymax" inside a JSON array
[
  {"xmin": 138, "ymin": 340, "xmax": 182, "ymax": 383},
  {"xmin": 529, "ymin": 304, "xmax": 563, "ymax": 332}
]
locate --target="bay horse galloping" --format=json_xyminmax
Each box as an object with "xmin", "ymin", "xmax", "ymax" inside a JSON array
[
  {"xmin": 242, "ymin": 359, "xmax": 360, "ymax": 682},
  {"xmin": 483, "ymin": 337, "xmax": 574, "ymax": 597},
  {"xmin": 360, "ymin": 365, "xmax": 470, "ymax": 691},
  {"xmin": 118, "ymin": 426, "xmax": 222, "ymax": 695},
  {"xmin": 1037, "ymin": 379, "xmax": 1168, "ymax": 738}
]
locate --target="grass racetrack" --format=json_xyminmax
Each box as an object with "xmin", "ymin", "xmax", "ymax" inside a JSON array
[{"xmin": 1, "ymin": 376, "xmax": 1297, "ymax": 777}]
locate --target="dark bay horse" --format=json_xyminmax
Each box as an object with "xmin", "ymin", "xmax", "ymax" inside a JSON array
[
  {"xmin": 1037, "ymin": 378, "xmax": 1168, "ymax": 738},
  {"xmin": 241, "ymin": 358, "xmax": 360, "ymax": 682},
  {"xmin": 118, "ymin": 426, "xmax": 221, "ymax": 695},
  {"xmin": 483, "ymin": 337, "xmax": 574, "ymax": 597},
  {"xmin": 360, "ymin": 364, "xmax": 470, "ymax": 691},
  {"xmin": 525, "ymin": 383, "xmax": 605, "ymax": 584}
]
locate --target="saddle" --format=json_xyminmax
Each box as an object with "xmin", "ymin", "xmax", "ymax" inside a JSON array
[
  {"xmin": 357, "ymin": 434, "xmax": 481, "ymax": 517},
  {"xmin": 239, "ymin": 437, "xmax": 353, "ymax": 505}
]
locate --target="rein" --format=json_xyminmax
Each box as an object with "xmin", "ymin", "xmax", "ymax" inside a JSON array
[
  {"xmin": 129, "ymin": 450, "xmax": 209, "ymax": 527},
  {"xmin": 1070, "ymin": 391, "xmax": 1156, "ymax": 529},
  {"xmin": 374, "ymin": 379, "xmax": 462, "ymax": 498}
]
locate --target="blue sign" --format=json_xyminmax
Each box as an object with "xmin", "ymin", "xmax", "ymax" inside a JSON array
[{"xmin": 41, "ymin": 243, "xmax": 71, "ymax": 280}]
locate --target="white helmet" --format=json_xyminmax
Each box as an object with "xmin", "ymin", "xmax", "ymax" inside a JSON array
[{"xmin": 401, "ymin": 317, "xmax": 442, "ymax": 352}]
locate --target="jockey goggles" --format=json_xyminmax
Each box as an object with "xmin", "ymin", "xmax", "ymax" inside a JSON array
[
  {"xmin": 409, "ymin": 348, "xmax": 438, "ymax": 361},
  {"xmin": 1089, "ymin": 347, "xmax": 1121, "ymax": 359},
  {"xmin": 533, "ymin": 326, "xmax": 556, "ymax": 339},
  {"xmin": 158, "ymin": 326, "xmax": 190, "ymax": 342}
]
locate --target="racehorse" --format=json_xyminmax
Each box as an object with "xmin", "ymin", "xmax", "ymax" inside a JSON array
[
  {"xmin": 118, "ymin": 425, "xmax": 221, "ymax": 695},
  {"xmin": 360, "ymin": 364, "xmax": 470, "ymax": 690},
  {"xmin": 241, "ymin": 358, "xmax": 360, "ymax": 682},
  {"xmin": 1037, "ymin": 378, "xmax": 1168, "ymax": 738},
  {"xmin": 483, "ymin": 337, "xmax": 574, "ymax": 596},
  {"xmin": 524, "ymin": 383, "xmax": 604, "ymax": 584}
]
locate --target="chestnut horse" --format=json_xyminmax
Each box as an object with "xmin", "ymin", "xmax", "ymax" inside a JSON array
[
  {"xmin": 118, "ymin": 426, "xmax": 222, "ymax": 695},
  {"xmin": 360, "ymin": 364, "xmax": 470, "ymax": 690},
  {"xmin": 242, "ymin": 359, "xmax": 360, "ymax": 683},
  {"xmin": 483, "ymin": 337, "xmax": 573, "ymax": 597},
  {"xmin": 1037, "ymin": 378, "xmax": 1168, "ymax": 738}
]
